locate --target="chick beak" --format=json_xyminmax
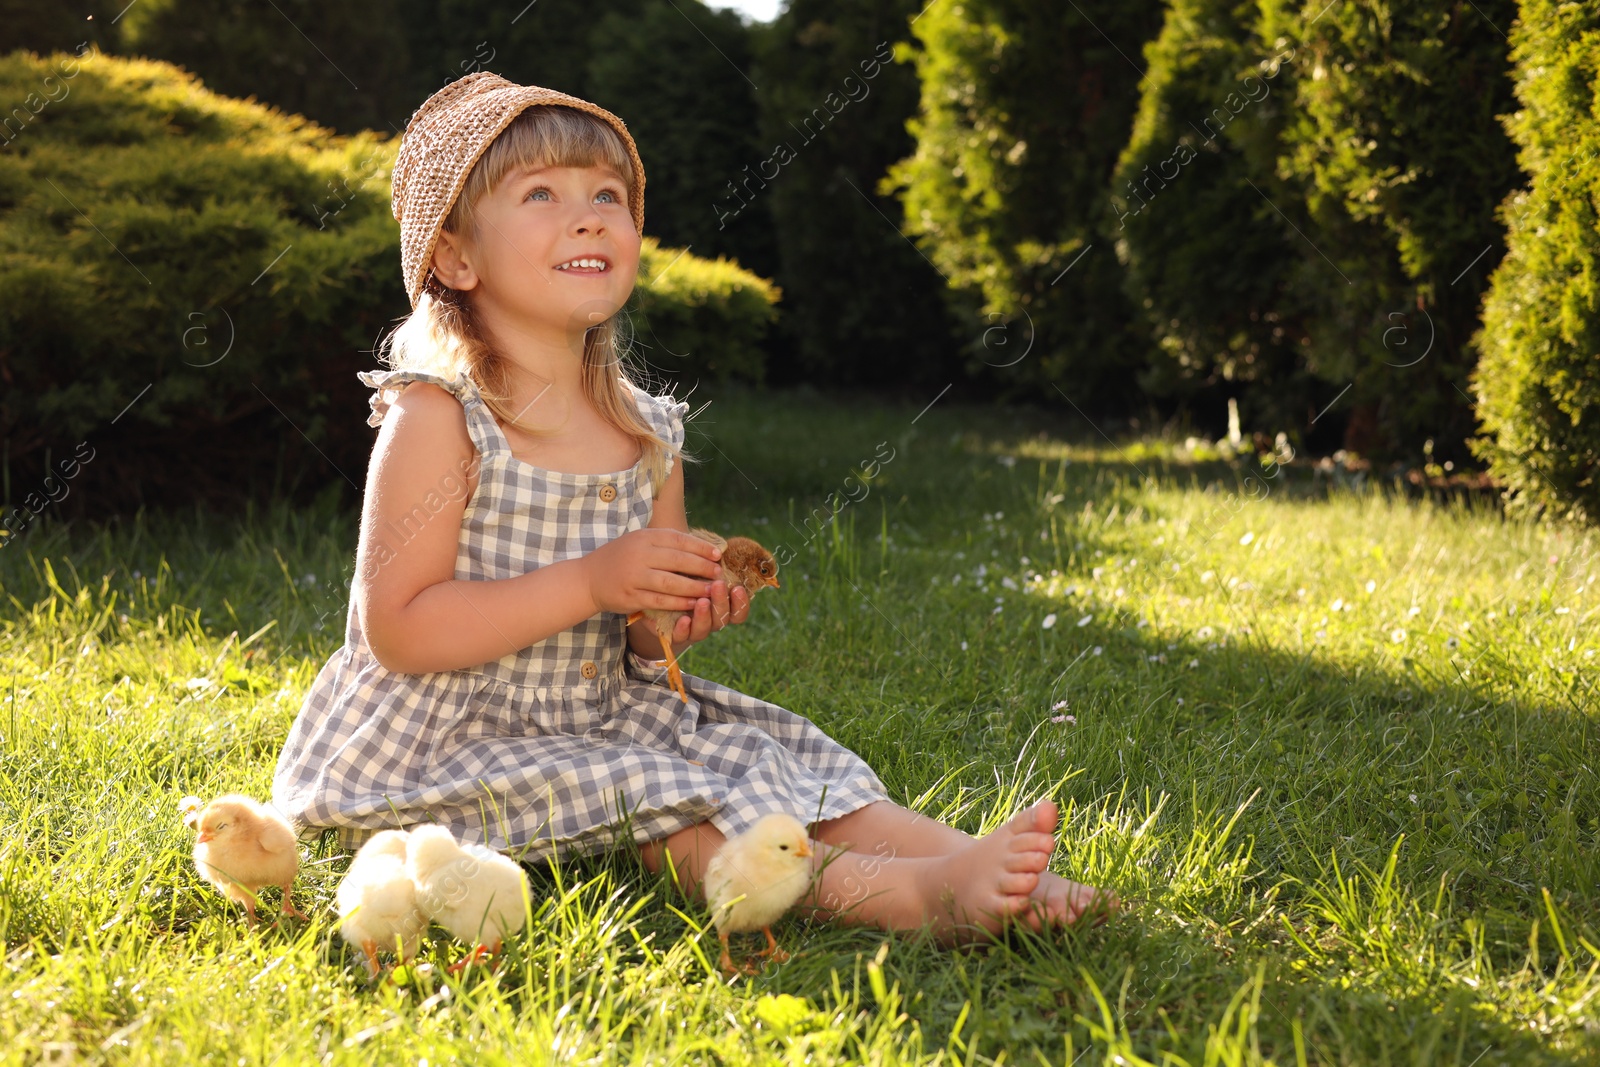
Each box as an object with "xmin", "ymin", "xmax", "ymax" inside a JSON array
[
  {"xmin": 796, "ymin": 839, "xmax": 813, "ymax": 858},
  {"xmin": 195, "ymin": 830, "xmax": 213, "ymax": 844},
  {"xmin": 770, "ymin": 578, "xmax": 781, "ymax": 589}
]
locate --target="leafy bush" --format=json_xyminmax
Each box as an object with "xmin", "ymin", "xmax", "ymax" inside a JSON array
[
  {"xmin": 0, "ymin": 51, "xmax": 777, "ymax": 523},
  {"xmin": 629, "ymin": 237, "xmax": 778, "ymax": 389},
  {"xmin": 0, "ymin": 49, "xmax": 401, "ymax": 520},
  {"xmin": 1470, "ymin": 0, "xmax": 1600, "ymax": 523}
]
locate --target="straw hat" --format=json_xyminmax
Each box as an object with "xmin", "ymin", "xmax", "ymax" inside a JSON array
[{"xmin": 390, "ymin": 71, "xmax": 648, "ymax": 308}]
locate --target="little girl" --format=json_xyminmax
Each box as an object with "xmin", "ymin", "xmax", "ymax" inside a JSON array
[{"xmin": 271, "ymin": 72, "xmax": 1111, "ymax": 942}]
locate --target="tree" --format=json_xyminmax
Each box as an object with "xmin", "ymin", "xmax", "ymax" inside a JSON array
[
  {"xmin": 1470, "ymin": 0, "xmax": 1600, "ymax": 522},
  {"xmin": 1261, "ymin": 0, "xmax": 1520, "ymax": 460},
  {"xmin": 587, "ymin": 1, "xmax": 775, "ymax": 278},
  {"xmin": 884, "ymin": 0, "xmax": 1165, "ymax": 408},
  {"xmin": 750, "ymin": 0, "xmax": 955, "ymax": 389},
  {"xmin": 1111, "ymin": 0, "xmax": 1312, "ymax": 438}
]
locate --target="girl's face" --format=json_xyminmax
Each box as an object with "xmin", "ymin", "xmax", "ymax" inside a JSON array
[{"xmin": 433, "ymin": 162, "xmax": 640, "ymax": 339}]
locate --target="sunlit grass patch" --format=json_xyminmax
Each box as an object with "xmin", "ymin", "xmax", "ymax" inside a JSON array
[{"xmin": 1, "ymin": 390, "xmax": 1596, "ymax": 1063}]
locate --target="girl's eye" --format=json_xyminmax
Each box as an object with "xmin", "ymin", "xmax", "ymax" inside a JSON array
[{"xmin": 525, "ymin": 186, "xmax": 626, "ymax": 204}]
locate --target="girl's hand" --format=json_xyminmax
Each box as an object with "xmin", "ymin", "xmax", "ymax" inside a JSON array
[
  {"xmin": 667, "ymin": 580, "xmax": 751, "ymax": 649},
  {"xmin": 583, "ymin": 528, "xmax": 721, "ymax": 616}
]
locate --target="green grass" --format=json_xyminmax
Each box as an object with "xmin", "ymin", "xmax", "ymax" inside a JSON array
[{"xmin": 2, "ymin": 386, "xmax": 1597, "ymax": 1065}]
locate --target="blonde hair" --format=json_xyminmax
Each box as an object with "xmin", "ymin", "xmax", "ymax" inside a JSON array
[{"xmin": 379, "ymin": 105, "xmax": 684, "ymax": 494}]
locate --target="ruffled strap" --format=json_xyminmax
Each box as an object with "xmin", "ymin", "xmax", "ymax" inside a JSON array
[
  {"xmin": 357, "ymin": 369, "xmax": 473, "ymax": 427},
  {"xmin": 624, "ymin": 379, "xmax": 689, "ymax": 492}
]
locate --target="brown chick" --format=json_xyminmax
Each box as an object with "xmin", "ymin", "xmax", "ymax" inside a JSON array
[
  {"xmin": 627, "ymin": 527, "xmax": 781, "ymax": 702},
  {"xmin": 191, "ymin": 794, "xmax": 309, "ymax": 925}
]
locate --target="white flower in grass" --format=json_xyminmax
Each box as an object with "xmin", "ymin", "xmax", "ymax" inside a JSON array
[
  {"xmin": 1314, "ymin": 629, "xmax": 1328, "ymax": 641},
  {"xmin": 960, "ymin": 641, "xmax": 968, "ymax": 651},
  {"xmin": 1189, "ymin": 659, "xmax": 1199, "ymax": 668},
  {"xmin": 1331, "ymin": 598, "xmax": 1344, "ymax": 612},
  {"xmin": 1175, "ymin": 698, "xmax": 1185, "ymax": 707},
  {"xmin": 992, "ymin": 605, "xmax": 1003, "ymax": 615},
  {"xmin": 1196, "ymin": 626, "xmax": 1215, "ymax": 640},
  {"xmin": 1042, "ymin": 613, "xmax": 1057, "ymax": 629},
  {"xmin": 1445, "ymin": 636, "xmax": 1460, "ymax": 651},
  {"xmin": 1092, "ymin": 566, "xmax": 1105, "ymax": 579},
  {"xmin": 1391, "ymin": 628, "xmax": 1407, "ymax": 643},
  {"xmin": 1239, "ymin": 531, "xmax": 1255, "ymax": 545},
  {"xmin": 1052, "ymin": 700, "xmax": 1068, "ymax": 710},
  {"xmin": 1092, "ymin": 646, "xmax": 1103, "ymax": 656},
  {"xmin": 1201, "ymin": 570, "xmax": 1215, "ymax": 583},
  {"xmin": 1077, "ymin": 614, "xmax": 1093, "ymax": 627},
  {"xmin": 1408, "ymin": 793, "xmax": 1418, "ymax": 804},
  {"xmin": 1408, "ymin": 605, "xmax": 1421, "ymax": 617},
  {"xmin": 1002, "ymin": 576, "xmax": 1019, "ymax": 590},
  {"xmin": 1365, "ymin": 579, "xmax": 1376, "ymax": 593}
]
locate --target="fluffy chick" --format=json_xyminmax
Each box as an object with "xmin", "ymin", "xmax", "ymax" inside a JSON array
[
  {"xmin": 191, "ymin": 794, "xmax": 308, "ymax": 924},
  {"xmin": 702, "ymin": 812, "xmax": 814, "ymax": 976},
  {"xmin": 628, "ymin": 527, "xmax": 781, "ymax": 702},
  {"xmin": 337, "ymin": 830, "xmax": 428, "ymax": 979},
  {"xmin": 406, "ymin": 824, "xmax": 530, "ymax": 972}
]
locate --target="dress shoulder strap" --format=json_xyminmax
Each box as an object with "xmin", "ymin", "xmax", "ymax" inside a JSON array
[{"xmin": 357, "ymin": 369, "xmax": 506, "ymax": 456}]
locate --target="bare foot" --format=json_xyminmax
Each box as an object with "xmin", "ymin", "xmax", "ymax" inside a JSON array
[
  {"xmin": 915, "ymin": 802, "xmax": 1059, "ymax": 944},
  {"xmin": 1024, "ymin": 870, "xmax": 1119, "ymax": 929}
]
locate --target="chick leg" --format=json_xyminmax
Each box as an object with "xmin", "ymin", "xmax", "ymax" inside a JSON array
[
  {"xmin": 279, "ymin": 886, "xmax": 310, "ymax": 922},
  {"xmin": 717, "ymin": 931, "xmax": 740, "ymax": 978},
  {"xmin": 446, "ymin": 945, "xmax": 492, "ymax": 976},
  {"xmin": 361, "ymin": 940, "xmax": 382, "ymax": 980},
  {"xmin": 717, "ymin": 932, "xmax": 762, "ymax": 977},
  {"xmin": 755, "ymin": 926, "xmax": 790, "ymax": 963},
  {"xmin": 627, "ymin": 612, "xmax": 690, "ymax": 703}
]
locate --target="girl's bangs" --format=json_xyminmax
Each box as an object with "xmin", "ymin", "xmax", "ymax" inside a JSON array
[{"xmin": 451, "ymin": 106, "xmax": 636, "ymax": 232}]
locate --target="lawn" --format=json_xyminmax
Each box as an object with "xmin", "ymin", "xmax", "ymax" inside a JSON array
[{"xmin": 1, "ymin": 386, "xmax": 1597, "ymax": 1065}]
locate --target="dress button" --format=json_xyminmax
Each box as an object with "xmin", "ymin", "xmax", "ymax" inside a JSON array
[
  {"xmin": 580, "ymin": 660, "xmax": 598, "ymax": 679},
  {"xmin": 598, "ymin": 483, "xmax": 617, "ymax": 503}
]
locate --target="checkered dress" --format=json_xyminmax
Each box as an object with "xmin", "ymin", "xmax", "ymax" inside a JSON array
[{"xmin": 271, "ymin": 369, "xmax": 888, "ymax": 857}]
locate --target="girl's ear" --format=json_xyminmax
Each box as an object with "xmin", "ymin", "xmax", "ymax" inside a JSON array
[{"xmin": 431, "ymin": 228, "xmax": 479, "ymax": 292}]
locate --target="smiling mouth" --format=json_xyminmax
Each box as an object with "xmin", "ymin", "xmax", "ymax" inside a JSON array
[{"xmin": 555, "ymin": 257, "xmax": 610, "ymax": 273}]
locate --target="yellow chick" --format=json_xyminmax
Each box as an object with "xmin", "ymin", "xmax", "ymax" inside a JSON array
[
  {"xmin": 703, "ymin": 812, "xmax": 814, "ymax": 976},
  {"xmin": 191, "ymin": 794, "xmax": 308, "ymax": 925},
  {"xmin": 336, "ymin": 830, "xmax": 427, "ymax": 979},
  {"xmin": 406, "ymin": 824, "xmax": 530, "ymax": 972},
  {"xmin": 627, "ymin": 527, "xmax": 781, "ymax": 702}
]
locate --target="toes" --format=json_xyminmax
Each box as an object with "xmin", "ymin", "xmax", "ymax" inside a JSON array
[
  {"xmin": 1021, "ymin": 800, "xmax": 1059, "ymax": 835},
  {"xmin": 998, "ymin": 869, "xmax": 1040, "ymax": 896},
  {"xmin": 1003, "ymin": 849, "xmax": 1050, "ymax": 874}
]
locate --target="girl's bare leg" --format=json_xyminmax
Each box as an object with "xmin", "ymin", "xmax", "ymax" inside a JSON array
[
  {"xmin": 640, "ymin": 803, "xmax": 1084, "ymax": 944},
  {"xmin": 813, "ymin": 799, "xmax": 1115, "ymax": 926}
]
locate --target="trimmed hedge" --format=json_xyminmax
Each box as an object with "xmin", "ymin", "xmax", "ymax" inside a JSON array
[
  {"xmin": 0, "ymin": 51, "xmax": 777, "ymax": 523},
  {"xmin": 1471, "ymin": 0, "xmax": 1600, "ymax": 522}
]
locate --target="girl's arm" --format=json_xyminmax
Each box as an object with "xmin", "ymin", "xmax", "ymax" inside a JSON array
[
  {"xmin": 624, "ymin": 450, "xmax": 751, "ymax": 660},
  {"xmin": 357, "ymin": 382, "xmax": 721, "ymax": 675}
]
